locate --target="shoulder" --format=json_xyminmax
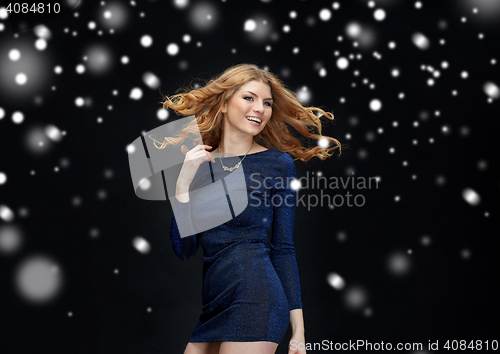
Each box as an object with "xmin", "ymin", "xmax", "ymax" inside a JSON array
[
  {"xmin": 253, "ymin": 143, "xmax": 269, "ymax": 153},
  {"xmin": 270, "ymin": 149, "xmax": 293, "ymax": 162},
  {"xmin": 271, "ymin": 150, "xmax": 296, "ymax": 177}
]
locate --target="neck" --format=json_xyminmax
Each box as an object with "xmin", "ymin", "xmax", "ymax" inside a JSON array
[
  {"xmin": 217, "ymin": 137, "xmax": 255, "ymax": 156},
  {"xmin": 217, "ymin": 113, "xmax": 257, "ymax": 155}
]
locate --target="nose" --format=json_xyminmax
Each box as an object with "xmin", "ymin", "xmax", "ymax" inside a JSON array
[{"xmin": 253, "ymin": 101, "xmax": 265, "ymax": 113}]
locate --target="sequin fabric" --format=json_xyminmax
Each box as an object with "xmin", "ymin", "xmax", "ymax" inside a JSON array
[{"xmin": 169, "ymin": 148, "xmax": 302, "ymax": 344}]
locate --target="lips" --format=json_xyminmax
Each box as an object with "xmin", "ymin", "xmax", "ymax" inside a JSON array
[{"xmin": 245, "ymin": 116, "xmax": 262, "ymax": 125}]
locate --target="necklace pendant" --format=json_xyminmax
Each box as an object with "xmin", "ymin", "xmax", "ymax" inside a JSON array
[
  {"xmin": 222, "ymin": 162, "xmax": 241, "ymax": 172},
  {"xmin": 218, "ymin": 141, "xmax": 253, "ymax": 172}
]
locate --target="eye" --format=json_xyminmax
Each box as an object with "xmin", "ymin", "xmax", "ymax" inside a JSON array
[{"xmin": 243, "ymin": 96, "xmax": 273, "ymax": 107}]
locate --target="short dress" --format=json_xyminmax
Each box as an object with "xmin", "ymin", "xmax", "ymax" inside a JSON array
[{"xmin": 169, "ymin": 148, "xmax": 302, "ymax": 344}]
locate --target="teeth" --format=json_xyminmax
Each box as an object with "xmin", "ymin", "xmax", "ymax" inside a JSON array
[{"xmin": 246, "ymin": 117, "xmax": 261, "ymax": 123}]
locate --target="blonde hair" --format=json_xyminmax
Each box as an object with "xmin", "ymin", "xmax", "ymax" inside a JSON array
[{"xmin": 150, "ymin": 63, "xmax": 343, "ymax": 161}]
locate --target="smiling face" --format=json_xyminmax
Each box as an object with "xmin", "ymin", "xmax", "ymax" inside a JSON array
[{"xmin": 221, "ymin": 80, "xmax": 273, "ymax": 139}]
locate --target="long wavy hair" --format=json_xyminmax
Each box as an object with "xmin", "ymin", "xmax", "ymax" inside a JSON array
[{"xmin": 150, "ymin": 63, "xmax": 343, "ymax": 162}]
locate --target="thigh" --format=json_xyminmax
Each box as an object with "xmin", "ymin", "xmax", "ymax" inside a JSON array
[
  {"xmin": 184, "ymin": 342, "xmax": 221, "ymax": 354},
  {"xmin": 219, "ymin": 341, "xmax": 278, "ymax": 354}
]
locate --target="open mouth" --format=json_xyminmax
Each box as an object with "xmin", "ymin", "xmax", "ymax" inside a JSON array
[{"xmin": 245, "ymin": 116, "xmax": 262, "ymax": 126}]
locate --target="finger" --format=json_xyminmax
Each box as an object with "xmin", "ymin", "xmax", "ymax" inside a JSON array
[
  {"xmin": 199, "ymin": 144, "xmax": 212, "ymax": 150},
  {"xmin": 196, "ymin": 150, "xmax": 212, "ymax": 159},
  {"xmin": 193, "ymin": 152, "xmax": 212, "ymax": 163},
  {"xmin": 199, "ymin": 155, "xmax": 211, "ymax": 164},
  {"xmin": 201, "ymin": 151, "xmax": 214, "ymax": 163},
  {"xmin": 189, "ymin": 144, "xmax": 212, "ymax": 154},
  {"xmin": 189, "ymin": 150, "xmax": 209, "ymax": 160}
]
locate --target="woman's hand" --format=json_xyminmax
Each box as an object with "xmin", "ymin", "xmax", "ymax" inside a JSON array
[
  {"xmin": 177, "ymin": 144, "xmax": 215, "ymax": 188},
  {"xmin": 288, "ymin": 332, "xmax": 306, "ymax": 354}
]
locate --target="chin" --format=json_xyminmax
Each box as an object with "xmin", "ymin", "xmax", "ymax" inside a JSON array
[
  {"xmin": 242, "ymin": 121, "xmax": 266, "ymax": 135},
  {"xmin": 252, "ymin": 128, "xmax": 264, "ymax": 135}
]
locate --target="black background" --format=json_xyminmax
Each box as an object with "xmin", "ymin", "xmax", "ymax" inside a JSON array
[{"xmin": 0, "ymin": 0, "xmax": 499, "ymax": 353}]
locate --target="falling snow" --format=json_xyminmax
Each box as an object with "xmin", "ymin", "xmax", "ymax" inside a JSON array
[{"xmin": 0, "ymin": 0, "xmax": 498, "ymax": 352}]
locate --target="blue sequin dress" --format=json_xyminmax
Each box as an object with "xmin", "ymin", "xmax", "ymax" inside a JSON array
[{"xmin": 169, "ymin": 148, "xmax": 302, "ymax": 344}]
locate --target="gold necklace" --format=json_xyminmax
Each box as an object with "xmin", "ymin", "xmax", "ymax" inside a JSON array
[{"xmin": 217, "ymin": 140, "xmax": 254, "ymax": 172}]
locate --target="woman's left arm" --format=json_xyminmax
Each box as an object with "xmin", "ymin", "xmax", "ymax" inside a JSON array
[
  {"xmin": 268, "ymin": 153, "xmax": 306, "ymax": 353},
  {"xmin": 290, "ymin": 308, "xmax": 306, "ymax": 354},
  {"xmin": 269, "ymin": 153, "xmax": 303, "ymax": 309}
]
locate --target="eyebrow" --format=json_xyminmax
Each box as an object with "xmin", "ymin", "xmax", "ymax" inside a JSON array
[{"xmin": 243, "ymin": 91, "xmax": 273, "ymax": 101}]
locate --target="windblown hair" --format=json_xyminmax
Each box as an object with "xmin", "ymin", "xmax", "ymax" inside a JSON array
[{"xmin": 150, "ymin": 63, "xmax": 343, "ymax": 162}]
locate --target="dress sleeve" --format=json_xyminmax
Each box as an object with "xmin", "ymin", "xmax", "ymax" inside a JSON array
[
  {"xmin": 269, "ymin": 152, "xmax": 303, "ymax": 310},
  {"xmin": 169, "ymin": 196, "xmax": 200, "ymax": 261}
]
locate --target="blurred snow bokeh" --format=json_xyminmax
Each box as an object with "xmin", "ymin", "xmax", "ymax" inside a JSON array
[{"xmin": 14, "ymin": 255, "xmax": 64, "ymax": 306}]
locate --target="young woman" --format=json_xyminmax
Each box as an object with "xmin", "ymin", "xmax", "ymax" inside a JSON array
[{"xmin": 152, "ymin": 64, "xmax": 341, "ymax": 354}]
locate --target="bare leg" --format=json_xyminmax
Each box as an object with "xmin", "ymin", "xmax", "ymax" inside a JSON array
[
  {"xmin": 219, "ymin": 341, "xmax": 278, "ymax": 354},
  {"xmin": 184, "ymin": 342, "xmax": 221, "ymax": 354}
]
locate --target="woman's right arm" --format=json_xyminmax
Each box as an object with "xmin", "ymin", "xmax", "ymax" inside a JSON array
[
  {"xmin": 169, "ymin": 144, "xmax": 215, "ymax": 261},
  {"xmin": 169, "ymin": 181, "xmax": 200, "ymax": 261}
]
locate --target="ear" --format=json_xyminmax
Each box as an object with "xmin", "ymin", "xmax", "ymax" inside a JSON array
[{"xmin": 221, "ymin": 102, "xmax": 227, "ymax": 114}]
